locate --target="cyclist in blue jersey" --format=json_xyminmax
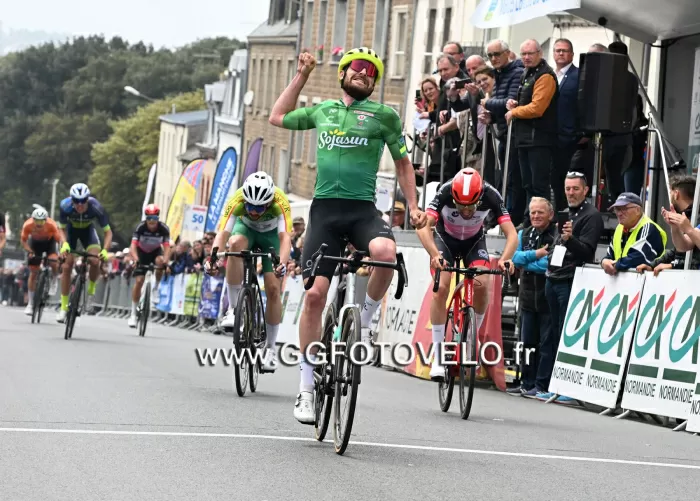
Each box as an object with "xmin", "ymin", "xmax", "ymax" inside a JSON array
[{"xmin": 56, "ymin": 183, "xmax": 112, "ymax": 322}]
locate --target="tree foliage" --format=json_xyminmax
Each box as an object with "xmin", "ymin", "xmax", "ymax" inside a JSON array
[
  {"xmin": 89, "ymin": 90, "xmax": 206, "ymax": 235},
  {"xmin": 0, "ymin": 34, "xmax": 242, "ymax": 238}
]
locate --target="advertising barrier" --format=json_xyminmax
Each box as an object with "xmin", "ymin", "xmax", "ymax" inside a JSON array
[
  {"xmin": 278, "ymin": 275, "xmax": 305, "ymax": 345},
  {"xmin": 548, "ymin": 267, "xmax": 645, "ymax": 409},
  {"xmin": 621, "ymin": 270, "xmax": 700, "ymax": 420},
  {"xmin": 688, "ymin": 371, "xmax": 700, "ymax": 432}
]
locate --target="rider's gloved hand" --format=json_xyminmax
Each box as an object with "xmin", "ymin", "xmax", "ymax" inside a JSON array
[
  {"xmin": 60, "ymin": 242, "xmax": 71, "ymax": 254},
  {"xmin": 274, "ymin": 262, "xmax": 287, "ymax": 278},
  {"xmin": 99, "ymin": 249, "xmax": 108, "ymax": 261},
  {"xmin": 204, "ymin": 259, "xmax": 219, "ymax": 276}
]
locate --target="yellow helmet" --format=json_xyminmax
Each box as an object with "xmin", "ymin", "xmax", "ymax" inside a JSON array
[{"xmin": 337, "ymin": 47, "xmax": 385, "ymax": 83}]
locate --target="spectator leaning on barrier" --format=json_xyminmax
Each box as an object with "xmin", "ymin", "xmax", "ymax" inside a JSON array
[
  {"xmin": 505, "ymin": 197, "xmax": 557, "ymax": 398},
  {"xmin": 540, "ymin": 172, "xmax": 604, "ymax": 402},
  {"xmin": 657, "ymin": 175, "xmax": 700, "ymax": 269},
  {"xmin": 601, "ymin": 192, "xmax": 667, "ymax": 276},
  {"xmin": 171, "ymin": 240, "xmax": 195, "ymax": 275},
  {"xmin": 442, "ymin": 41, "xmax": 467, "ymax": 73},
  {"xmin": 291, "ymin": 216, "xmax": 305, "ymax": 264},
  {"xmin": 483, "ymin": 39, "xmax": 525, "ymax": 227},
  {"xmin": 552, "ymin": 38, "xmax": 581, "ymax": 212},
  {"xmin": 506, "ymin": 39, "xmax": 559, "ymax": 228}
]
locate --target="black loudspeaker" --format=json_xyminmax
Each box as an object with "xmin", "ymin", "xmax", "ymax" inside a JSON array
[{"xmin": 578, "ymin": 52, "xmax": 637, "ymax": 134}]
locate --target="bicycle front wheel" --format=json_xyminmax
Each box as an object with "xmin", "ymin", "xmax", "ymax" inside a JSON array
[
  {"xmin": 248, "ymin": 288, "xmax": 266, "ymax": 394},
  {"xmin": 139, "ymin": 282, "xmax": 151, "ymax": 337},
  {"xmin": 232, "ymin": 287, "xmax": 253, "ymax": 397},
  {"xmin": 32, "ymin": 270, "xmax": 47, "ymax": 324},
  {"xmin": 439, "ymin": 287, "xmax": 463, "ymax": 413},
  {"xmin": 333, "ymin": 307, "xmax": 361, "ymax": 455},
  {"xmin": 458, "ymin": 306, "xmax": 478, "ymax": 420},
  {"xmin": 64, "ymin": 277, "xmax": 81, "ymax": 340},
  {"xmin": 314, "ymin": 303, "xmax": 337, "ymax": 442}
]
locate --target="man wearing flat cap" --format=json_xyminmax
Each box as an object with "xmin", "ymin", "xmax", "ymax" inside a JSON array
[{"xmin": 601, "ymin": 193, "xmax": 667, "ymax": 275}]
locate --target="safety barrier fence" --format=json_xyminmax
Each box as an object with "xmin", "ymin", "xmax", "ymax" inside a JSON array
[{"xmin": 45, "ymin": 246, "xmax": 700, "ymax": 436}]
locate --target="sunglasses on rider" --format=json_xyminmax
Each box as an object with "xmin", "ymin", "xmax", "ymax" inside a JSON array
[
  {"xmin": 245, "ymin": 202, "xmax": 267, "ymax": 215},
  {"xmin": 348, "ymin": 59, "xmax": 378, "ymax": 78},
  {"xmin": 453, "ymin": 199, "xmax": 479, "ymax": 210},
  {"xmin": 146, "ymin": 216, "xmax": 159, "ymax": 221},
  {"xmin": 72, "ymin": 198, "xmax": 89, "ymax": 205}
]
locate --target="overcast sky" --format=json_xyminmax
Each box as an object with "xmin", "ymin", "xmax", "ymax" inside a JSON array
[{"xmin": 1, "ymin": 0, "xmax": 270, "ymax": 48}]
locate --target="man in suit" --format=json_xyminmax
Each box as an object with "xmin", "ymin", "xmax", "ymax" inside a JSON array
[{"xmin": 551, "ymin": 38, "xmax": 581, "ymax": 211}]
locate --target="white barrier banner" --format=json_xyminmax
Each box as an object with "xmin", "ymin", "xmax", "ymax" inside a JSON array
[
  {"xmin": 548, "ymin": 268, "xmax": 645, "ymax": 409},
  {"xmin": 687, "ymin": 372, "xmax": 700, "ymax": 432},
  {"xmin": 375, "ymin": 246, "xmax": 432, "ymax": 371},
  {"xmin": 170, "ymin": 274, "xmax": 186, "ymax": 315},
  {"xmin": 181, "ymin": 204, "xmax": 207, "ymax": 242},
  {"xmin": 278, "ymin": 275, "xmax": 305, "ymax": 345},
  {"xmin": 621, "ymin": 271, "xmax": 700, "ymax": 419}
]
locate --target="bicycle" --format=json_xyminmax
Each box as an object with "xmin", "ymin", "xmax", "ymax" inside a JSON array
[
  {"xmin": 208, "ymin": 246, "xmax": 280, "ymax": 397},
  {"xmin": 31, "ymin": 252, "xmax": 58, "ymax": 325},
  {"xmin": 431, "ymin": 258, "xmax": 511, "ymax": 420},
  {"xmin": 133, "ymin": 263, "xmax": 164, "ymax": 337},
  {"xmin": 62, "ymin": 250, "xmax": 102, "ymax": 340},
  {"xmin": 305, "ymin": 243, "xmax": 407, "ymax": 455}
]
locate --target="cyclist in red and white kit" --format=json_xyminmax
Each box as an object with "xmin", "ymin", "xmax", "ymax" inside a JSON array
[{"xmin": 417, "ymin": 168, "xmax": 518, "ymax": 381}]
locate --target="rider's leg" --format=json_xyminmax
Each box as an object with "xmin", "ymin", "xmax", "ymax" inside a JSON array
[
  {"xmin": 131, "ymin": 275, "xmax": 145, "ymax": 317},
  {"xmin": 60, "ymin": 254, "xmax": 75, "ymax": 312},
  {"xmin": 363, "ymin": 237, "xmax": 397, "ymax": 328},
  {"xmin": 154, "ymin": 255, "xmax": 165, "ymax": 284},
  {"xmin": 262, "ymin": 272, "xmax": 281, "ymax": 347},
  {"xmin": 471, "ymin": 266, "xmax": 491, "ymax": 332},
  {"xmin": 27, "ymin": 267, "xmax": 39, "ymax": 308},
  {"xmin": 86, "ymin": 245, "xmax": 101, "ymax": 297},
  {"xmin": 430, "ymin": 269, "xmax": 453, "ymax": 363},
  {"xmin": 224, "ymin": 234, "xmax": 248, "ymax": 310}
]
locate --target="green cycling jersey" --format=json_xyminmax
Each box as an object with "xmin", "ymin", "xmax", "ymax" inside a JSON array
[{"xmin": 282, "ymin": 98, "xmax": 408, "ymax": 201}]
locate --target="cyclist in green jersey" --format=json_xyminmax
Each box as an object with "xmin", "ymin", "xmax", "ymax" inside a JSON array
[{"xmin": 269, "ymin": 48, "xmax": 428, "ymax": 424}]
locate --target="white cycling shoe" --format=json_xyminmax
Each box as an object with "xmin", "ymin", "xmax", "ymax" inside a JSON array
[
  {"xmin": 294, "ymin": 391, "xmax": 314, "ymax": 424},
  {"xmin": 430, "ymin": 360, "xmax": 446, "ymax": 382},
  {"xmin": 128, "ymin": 314, "xmax": 137, "ymax": 328},
  {"xmin": 56, "ymin": 309, "xmax": 67, "ymax": 323},
  {"xmin": 262, "ymin": 349, "xmax": 278, "ymax": 372},
  {"xmin": 220, "ymin": 308, "xmax": 236, "ymax": 328},
  {"xmin": 24, "ymin": 304, "xmax": 33, "ymax": 316}
]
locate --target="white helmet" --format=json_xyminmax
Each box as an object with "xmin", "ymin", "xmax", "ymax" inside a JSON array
[
  {"xmin": 70, "ymin": 183, "xmax": 90, "ymax": 201},
  {"xmin": 242, "ymin": 172, "xmax": 275, "ymax": 206},
  {"xmin": 32, "ymin": 208, "xmax": 48, "ymax": 220}
]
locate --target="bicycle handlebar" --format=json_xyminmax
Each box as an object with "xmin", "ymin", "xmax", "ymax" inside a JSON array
[
  {"xmin": 209, "ymin": 246, "xmax": 281, "ymax": 268},
  {"xmin": 304, "ymin": 243, "xmax": 408, "ymax": 300},
  {"xmin": 432, "ymin": 260, "xmax": 511, "ymax": 293}
]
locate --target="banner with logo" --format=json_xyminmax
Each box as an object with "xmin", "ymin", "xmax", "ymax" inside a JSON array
[
  {"xmin": 548, "ymin": 268, "xmax": 645, "ymax": 409},
  {"xmin": 156, "ymin": 275, "xmax": 173, "ymax": 313},
  {"xmin": 471, "ymin": 0, "xmax": 581, "ymax": 28},
  {"xmin": 688, "ymin": 47, "xmax": 700, "ymax": 174},
  {"xmin": 180, "ymin": 204, "xmax": 207, "ymax": 243},
  {"xmin": 199, "ymin": 273, "xmax": 224, "ymax": 319},
  {"xmin": 205, "ymin": 147, "xmax": 238, "ymax": 233},
  {"xmin": 621, "ymin": 271, "xmax": 700, "ymax": 420},
  {"xmin": 278, "ymin": 275, "xmax": 305, "ymax": 345},
  {"xmin": 240, "ymin": 138, "xmax": 263, "ymax": 187},
  {"xmin": 183, "ymin": 273, "xmax": 202, "ymax": 317},
  {"xmin": 165, "ymin": 159, "xmax": 207, "ymax": 243},
  {"xmin": 687, "ymin": 372, "xmax": 700, "ymax": 432},
  {"xmin": 169, "ymin": 273, "xmax": 187, "ymax": 315}
]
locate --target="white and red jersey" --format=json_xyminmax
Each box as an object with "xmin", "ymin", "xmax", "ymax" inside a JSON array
[{"xmin": 427, "ymin": 180, "xmax": 511, "ymax": 240}]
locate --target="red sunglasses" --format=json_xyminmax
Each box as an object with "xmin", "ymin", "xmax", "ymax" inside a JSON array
[{"xmin": 348, "ymin": 59, "xmax": 378, "ymax": 78}]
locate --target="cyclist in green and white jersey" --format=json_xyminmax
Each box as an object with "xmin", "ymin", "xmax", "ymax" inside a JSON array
[{"xmin": 269, "ymin": 48, "xmax": 428, "ymax": 424}]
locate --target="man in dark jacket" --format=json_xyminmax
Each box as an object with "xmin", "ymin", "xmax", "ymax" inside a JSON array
[
  {"xmin": 506, "ymin": 39, "xmax": 559, "ymax": 228},
  {"xmin": 506, "ymin": 197, "xmax": 557, "ymax": 398},
  {"xmin": 538, "ymin": 171, "xmax": 603, "ymax": 403},
  {"xmin": 483, "ymin": 40, "xmax": 525, "ymax": 227}
]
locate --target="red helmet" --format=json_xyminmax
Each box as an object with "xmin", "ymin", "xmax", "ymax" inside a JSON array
[
  {"xmin": 144, "ymin": 204, "xmax": 160, "ymax": 217},
  {"xmin": 451, "ymin": 168, "xmax": 483, "ymax": 205}
]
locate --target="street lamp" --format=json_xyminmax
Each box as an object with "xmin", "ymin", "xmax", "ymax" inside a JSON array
[{"xmin": 124, "ymin": 85, "xmax": 176, "ymax": 113}]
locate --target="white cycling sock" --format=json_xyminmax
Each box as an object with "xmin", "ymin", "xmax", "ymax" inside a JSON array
[
  {"xmin": 299, "ymin": 354, "xmax": 317, "ymax": 393},
  {"xmin": 360, "ymin": 293, "xmax": 382, "ymax": 328},
  {"xmin": 432, "ymin": 324, "xmax": 445, "ymax": 364},
  {"xmin": 227, "ymin": 284, "xmax": 241, "ymax": 311},
  {"xmin": 265, "ymin": 323, "xmax": 279, "ymax": 348},
  {"xmin": 476, "ymin": 312, "xmax": 485, "ymax": 333},
  {"xmin": 132, "ymin": 302, "xmax": 138, "ymax": 316},
  {"xmin": 28, "ymin": 291, "xmax": 34, "ymax": 305}
]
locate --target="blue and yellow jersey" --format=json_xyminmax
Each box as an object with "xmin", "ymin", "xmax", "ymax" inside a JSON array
[{"xmin": 58, "ymin": 197, "xmax": 111, "ymax": 231}]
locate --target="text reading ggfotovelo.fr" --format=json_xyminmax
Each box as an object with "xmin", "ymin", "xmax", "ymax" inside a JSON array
[{"xmin": 194, "ymin": 341, "xmax": 539, "ymax": 368}]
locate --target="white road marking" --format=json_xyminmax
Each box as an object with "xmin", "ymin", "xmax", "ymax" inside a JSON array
[{"xmin": 1, "ymin": 427, "xmax": 698, "ymax": 470}]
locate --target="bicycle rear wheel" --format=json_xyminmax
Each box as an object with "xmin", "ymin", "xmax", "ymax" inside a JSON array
[
  {"xmin": 138, "ymin": 282, "xmax": 151, "ymax": 337},
  {"xmin": 232, "ymin": 287, "xmax": 253, "ymax": 397},
  {"xmin": 439, "ymin": 286, "xmax": 462, "ymax": 412},
  {"xmin": 37, "ymin": 270, "xmax": 50, "ymax": 324},
  {"xmin": 32, "ymin": 270, "xmax": 47, "ymax": 324},
  {"xmin": 333, "ymin": 307, "xmax": 361, "ymax": 455},
  {"xmin": 314, "ymin": 303, "xmax": 337, "ymax": 442},
  {"xmin": 458, "ymin": 305, "xmax": 478, "ymax": 420},
  {"xmin": 64, "ymin": 277, "xmax": 81, "ymax": 340}
]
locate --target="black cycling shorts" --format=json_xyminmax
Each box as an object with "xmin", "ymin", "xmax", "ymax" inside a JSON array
[
  {"xmin": 301, "ymin": 199, "xmax": 394, "ymax": 280},
  {"xmin": 133, "ymin": 247, "xmax": 163, "ymax": 277},
  {"xmin": 27, "ymin": 239, "xmax": 58, "ymax": 266},
  {"xmin": 434, "ymin": 230, "xmax": 491, "ymax": 268}
]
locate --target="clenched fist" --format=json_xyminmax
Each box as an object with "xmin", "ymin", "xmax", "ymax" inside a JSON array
[{"xmin": 297, "ymin": 52, "xmax": 317, "ymax": 77}]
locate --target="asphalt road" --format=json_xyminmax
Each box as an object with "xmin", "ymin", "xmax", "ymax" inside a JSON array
[{"xmin": 1, "ymin": 306, "xmax": 699, "ymax": 501}]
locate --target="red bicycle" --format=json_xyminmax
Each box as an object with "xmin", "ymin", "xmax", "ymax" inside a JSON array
[{"xmin": 432, "ymin": 258, "xmax": 511, "ymax": 419}]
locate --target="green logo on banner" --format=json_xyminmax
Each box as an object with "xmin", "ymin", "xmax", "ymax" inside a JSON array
[
  {"xmin": 563, "ymin": 288, "xmax": 604, "ymax": 349},
  {"xmin": 634, "ymin": 291, "xmax": 676, "ymax": 360},
  {"xmin": 669, "ymin": 296, "xmax": 700, "ymax": 364},
  {"xmin": 598, "ymin": 292, "xmax": 640, "ymax": 357}
]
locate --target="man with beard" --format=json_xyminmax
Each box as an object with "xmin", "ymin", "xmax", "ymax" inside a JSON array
[{"xmin": 269, "ymin": 48, "xmax": 427, "ymax": 425}]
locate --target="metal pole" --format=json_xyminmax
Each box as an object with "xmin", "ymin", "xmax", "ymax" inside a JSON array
[
  {"xmin": 388, "ymin": 175, "xmax": 398, "ymax": 229},
  {"xmin": 439, "ymin": 135, "xmax": 446, "ymax": 186},
  {"xmin": 591, "ymin": 132, "xmax": 603, "ymax": 205},
  {"xmin": 421, "ymin": 126, "xmax": 432, "ymax": 211},
  {"xmin": 50, "ymin": 179, "xmax": 59, "ymax": 220},
  {"xmin": 640, "ymin": 125, "xmax": 653, "ymax": 213},
  {"xmin": 501, "ymin": 121, "xmax": 513, "ymax": 202}
]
